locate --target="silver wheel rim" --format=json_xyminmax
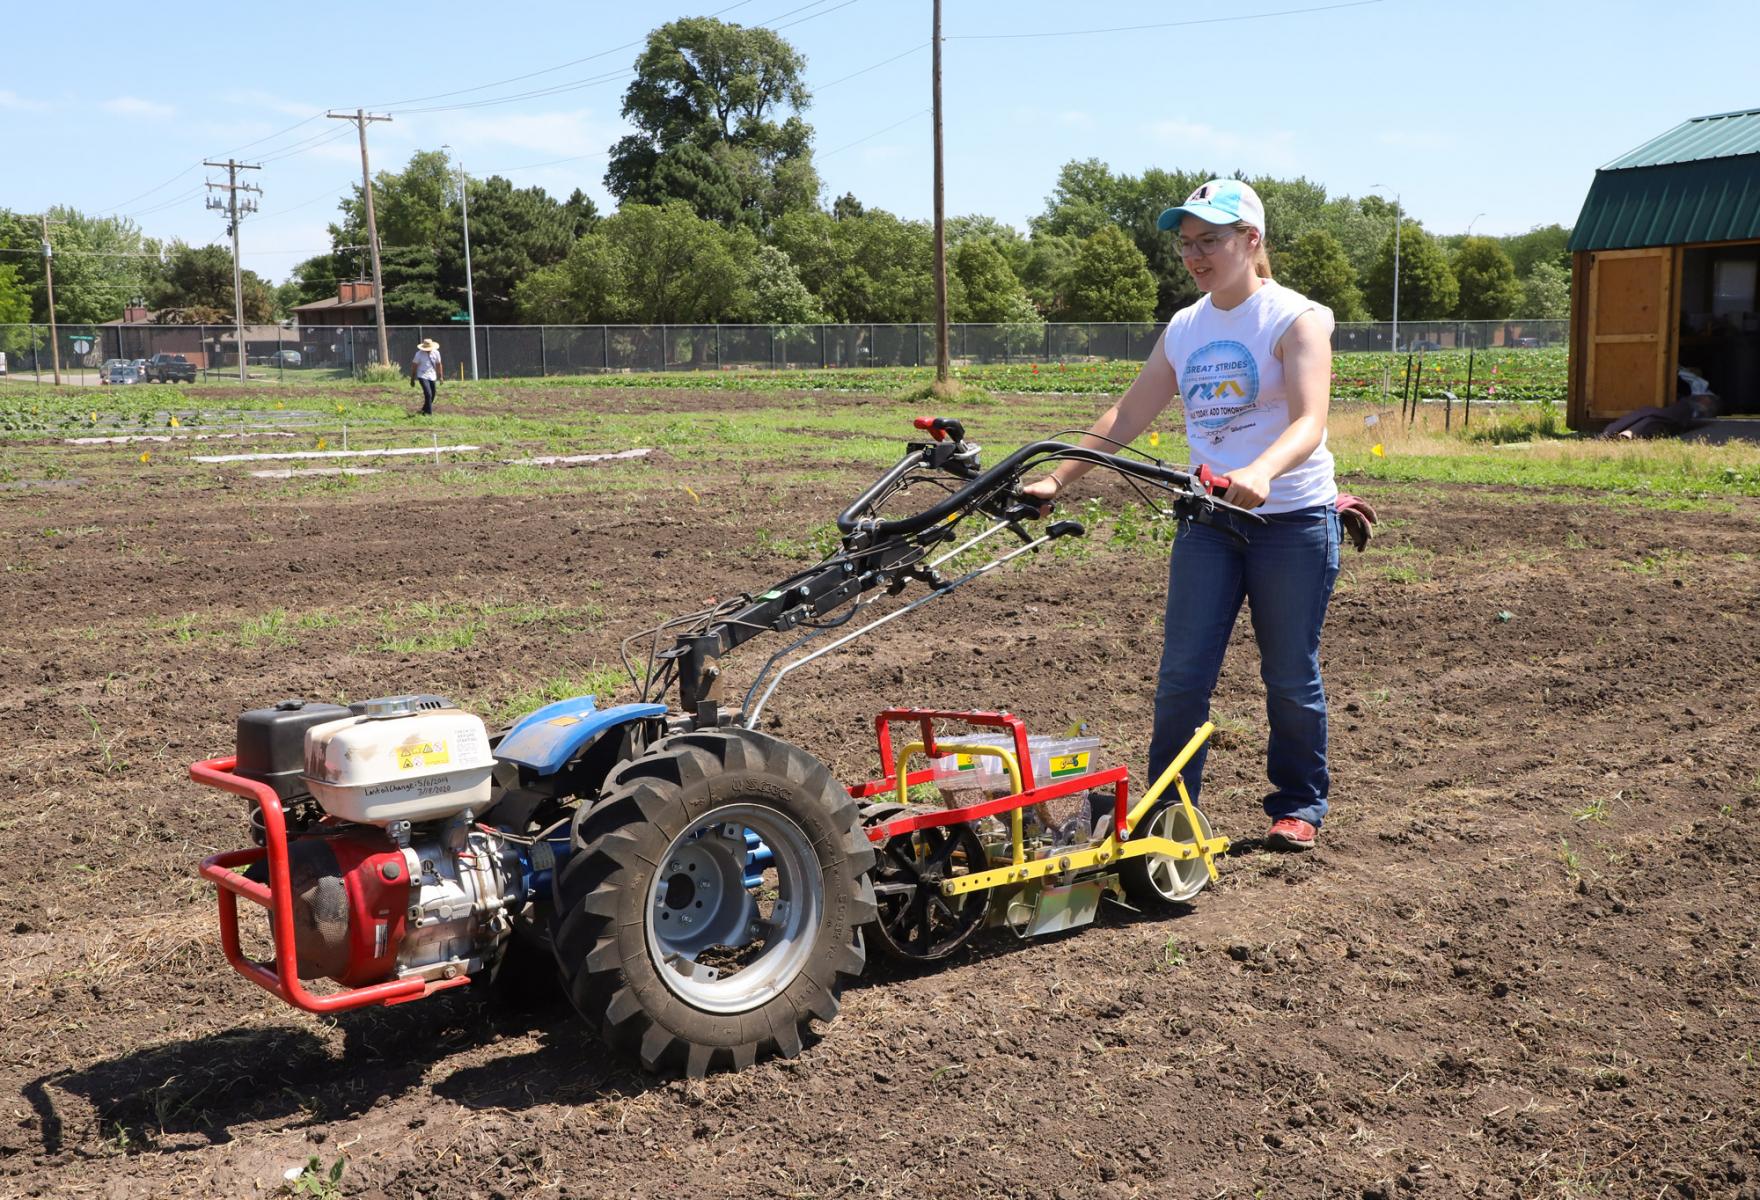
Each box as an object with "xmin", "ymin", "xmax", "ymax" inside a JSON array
[
  {"xmin": 1140, "ymin": 804, "xmax": 1212, "ymax": 903},
  {"xmin": 644, "ymin": 803, "xmax": 822, "ymax": 1014}
]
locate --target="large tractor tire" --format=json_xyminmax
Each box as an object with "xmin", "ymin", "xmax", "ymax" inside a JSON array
[{"xmin": 551, "ymin": 729, "xmax": 876, "ymax": 1076}]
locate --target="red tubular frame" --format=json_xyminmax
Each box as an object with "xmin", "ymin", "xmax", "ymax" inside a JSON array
[
  {"xmin": 191, "ymin": 756, "xmax": 469, "ymax": 1014},
  {"xmin": 847, "ymin": 708, "xmax": 1132, "ymax": 844}
]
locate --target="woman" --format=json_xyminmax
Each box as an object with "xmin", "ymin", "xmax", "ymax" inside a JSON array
[{"xmin": 1022, "ymin": 179, "xmax": 1339, "ymax": 851}]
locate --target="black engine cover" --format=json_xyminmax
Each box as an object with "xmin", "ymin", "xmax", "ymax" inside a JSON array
[{"xmin": 235, "ymin": 699, "xmax": 351, "ymax": 802}]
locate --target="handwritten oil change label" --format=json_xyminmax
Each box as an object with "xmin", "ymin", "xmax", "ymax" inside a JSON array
[
  {"xmin": 396, "ymin": 739, "xmax": 451, "ymax": 771},
  {"xmin": 1048, "ymin": 752, "xmax": 1089, "ymax": 778}
]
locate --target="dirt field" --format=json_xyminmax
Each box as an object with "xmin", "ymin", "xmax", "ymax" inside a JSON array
[{"xmin": 2, "ymin": 388, "xmax": 1757, "ymax": 1199}]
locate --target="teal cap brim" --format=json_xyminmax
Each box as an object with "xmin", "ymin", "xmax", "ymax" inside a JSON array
[{"xmin": 1157, "ymin": 202, "xmax": 1239, "ymax": 231}]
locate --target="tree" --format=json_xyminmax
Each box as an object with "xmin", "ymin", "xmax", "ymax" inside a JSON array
[
  {"xmin": 772, "ymin": 207, "xmax": 953, "ymax": 323},
  {"xmin": 0, "ymin": 264, "xmax": 30, "ymax": 325},
  {"xmin": 379, "ymin": 245, "xmax": 456, "ymax": 324},
  {"xmin": 1277, "ymin": 229, "xmax": 1366, "ymax": 321},
  {"xmin": 1521, "ymin": 260, "xmax": 1571, "ymax": 319},
  {"xmin": 435, "ymin": 174, "xmax": 576, "ymax": 324},
  {"xmin": 1062, "ymin": 226, "xmax": 1157, "ymax": 322},
  {"xmin": 607, "ymin": 17, "xmax": 819, "ymax": 229},
  {"xmin": 1451, "ymin": 237, "xmax": 1524, "ymax": 320},
  {"xmin": 1018, "ymin": 233, "xmax": 1079, "ymax": 318},
  {"xmin": 739, "ymin": 243, "xmax": 825, "ymax": 323},
  {"xmin": 146, "ymin": 243, "xmax": 274, "ymax": 323},
  {"xmin": 1364, "ymin": 220, "xmax": 1458, "ymax": 321},
  {"xmin": 0, "ymin": 263, "xmax": 32, "ymax": 358},
  {"xmin": 1031, "ymin": 159, "xmax": 1210, "ymax": 318},
  {"xmin": 951, "ymin": 237, "xmax": 1037, "ymax": 325},
  {"xmin": 1502, "ymin": 223, "xmax": 1572, "ymax": 278},
  {"xmin": 330, "ymin": 149, "xmax": 454, "ymax": 253},
  {"xmin": 516, "ymin": 201, "xmax": 747, "ymax": 325},
  {"xmin": 1317, "ymin": 194, "xmax": 1396, "ymax": 280},
  {"xmin": 0, "ymin": 207, "xmax": 151, "ymax": 324}
]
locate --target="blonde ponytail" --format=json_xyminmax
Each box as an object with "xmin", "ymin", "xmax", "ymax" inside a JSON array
[{"xmin": 1236, "ymin": 221, "xmax": 1272, "ymax": 279}]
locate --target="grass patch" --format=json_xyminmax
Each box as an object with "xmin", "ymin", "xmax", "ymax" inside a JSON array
[
  {"xmin": 486, "ymin": 667, "xmax": 630, "ymax": 725},
  {"xmin": 237, "ymin": 608, "xmax": 294, "ymax": 649}
]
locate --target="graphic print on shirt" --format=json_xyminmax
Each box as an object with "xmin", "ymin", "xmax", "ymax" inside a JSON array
[{"xmin": 1182, "ymin": 339, "xmax": 1261, "ymax": 446}]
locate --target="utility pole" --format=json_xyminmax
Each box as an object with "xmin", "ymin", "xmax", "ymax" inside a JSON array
[
  {"xmin": 931, "ymin": 0, "xmax": 949, "ymax": 391},
  {"xmin": 40, "ymin": 214, "xmax": 61, "ymax": 386},
  {"xmin": 204, "ymin": 159, "xmax": 262, "ymax": 383},
  {"xmin": 442, "ymin": 145, "xmax": 480, "ymax": 381},
  {"xmin": 329, "ymin": 109, "xmax": 392, "ymax": 370}
]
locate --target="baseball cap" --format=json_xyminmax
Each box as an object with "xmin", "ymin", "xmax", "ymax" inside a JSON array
[{"xmin": 1157, "ymin": 179, "xmax": 1265, "ymax": 235}]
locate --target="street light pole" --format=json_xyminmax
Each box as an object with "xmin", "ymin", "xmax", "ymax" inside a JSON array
[
  {"xmin": 1374, "ymin": 183, "xmax": 1401, "ymax": 351},
  {"xmin": 1466, "ymin": 212, "xmax": 1486, "ymax": 238},
  {"xmin": 442, "ymin": 146, "xmax": 479, "ymax": 381}
]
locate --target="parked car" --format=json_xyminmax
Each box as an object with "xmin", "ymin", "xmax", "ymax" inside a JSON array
[
  {"xmin": 145, "ymin": 353, "xmax": 197, "ymax": 383},
  {"xmin": 107, "ymin": 363, "xmax": 144, "ymax": 385},
  {"xmin": 98, "ymin": 358, "xmax": 129, "ymax": 384},
  {"xmin": 270, "ymin": 349, "xmax": 302, "ymax": 366}
]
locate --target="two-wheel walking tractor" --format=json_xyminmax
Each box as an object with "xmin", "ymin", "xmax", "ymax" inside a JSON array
[{"xmin": 192, "ymin": 418, "xmax": 1261, "ymax": 1076}]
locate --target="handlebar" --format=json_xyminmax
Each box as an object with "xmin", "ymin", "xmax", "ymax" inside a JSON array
[{"xmin": 837, "ymin": 430, "xmax": 1263, "ymax": 539}]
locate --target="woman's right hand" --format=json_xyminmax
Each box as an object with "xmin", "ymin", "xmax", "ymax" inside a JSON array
[{"xmin": 1019, "ymin": 475, "xmax": 1061, "ymax": 517}]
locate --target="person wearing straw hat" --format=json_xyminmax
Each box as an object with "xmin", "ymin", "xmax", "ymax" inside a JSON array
[
  {"xmin": 410, "ymin": 338, "xmax": 443, "ymax": 415},
  {"xmin": 1021, "ymin": 178, "xmax": 1341, "ymax": 852}
]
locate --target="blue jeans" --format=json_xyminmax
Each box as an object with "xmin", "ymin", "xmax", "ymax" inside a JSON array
[
  {"xmin": 418, "ymin": 378, "xmax": 437, "ymax": 413},
  {"xmin": 1146, "ymin": 504, "xmax": 1340, "ymax": 828}
]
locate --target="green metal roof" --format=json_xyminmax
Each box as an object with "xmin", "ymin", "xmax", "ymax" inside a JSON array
[
  {"xmin": 1570, "ymin": 109, "xmax": 1760, "ymax": 252},
  {"xmin": 1603, "ymin": 108, "xmax": 1760, "ymax": 169}
]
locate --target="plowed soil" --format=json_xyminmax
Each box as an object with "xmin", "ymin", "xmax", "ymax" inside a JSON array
[{"xmin": 2, "ymin": 392, "xmax": 1757, "ymax": 1200}]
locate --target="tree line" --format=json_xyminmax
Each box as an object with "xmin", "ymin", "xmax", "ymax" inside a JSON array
[{"xmin": 0, "ymin": 16, "xmax": 1572, "ymax": 336}]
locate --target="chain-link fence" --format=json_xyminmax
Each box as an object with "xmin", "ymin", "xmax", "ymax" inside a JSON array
[{"xmin": 0, "ymin": 319, "xmax": 1568, "ymax": 385}]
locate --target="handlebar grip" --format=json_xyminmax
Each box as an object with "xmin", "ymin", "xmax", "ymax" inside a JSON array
[
  {"xmin": 913, "ymin": 416, "xmax": 965, "ymax": 443},
  {"xmin": 1197, "ymin": 464, "xmax": 1232, "ymax": 496}
]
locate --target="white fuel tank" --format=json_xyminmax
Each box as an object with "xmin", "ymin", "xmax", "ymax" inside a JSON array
[{"xmin": 303, "ymin": 696, "xmax": 493, "ymax": 825}]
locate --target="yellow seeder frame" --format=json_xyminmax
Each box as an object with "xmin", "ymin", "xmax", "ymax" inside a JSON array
[{"xmin": 891, "ymin": 722, "xmax": 1231, "ymax": 898}]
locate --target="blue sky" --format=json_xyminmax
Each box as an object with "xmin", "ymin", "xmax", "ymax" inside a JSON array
[{"xmin": 4, "ymin": 0, "xmax": 1757, "ymax": 284}]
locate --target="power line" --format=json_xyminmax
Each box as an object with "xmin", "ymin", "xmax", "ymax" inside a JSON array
[
  {"xmin": 381, "ymin": 0, "xmax": 863, "ymax": 117},
  {"xmin": 367, "ymin": 0, "xmax": 758, "ymax": 110},
  {"xmin": 816, "ymin": 42, "xmax": 928, "ymax": 90},
  {"xmin": 945, "ymin": 0, "xmax": 1382, "ymax": 40},
  {"xmin": 820, "ymin": 108, "xmax": 929, "ymax": 157}
]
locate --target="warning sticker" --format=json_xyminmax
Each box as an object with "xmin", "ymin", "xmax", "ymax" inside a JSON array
[
  {"xmin": 547, "ymin": 715, "xmax": 582, "ymax": 727},
  {"xmin": 1048, "ymin": 752, "xmax": 1090, "ymax": 778},
  {"xmin": 396, "ymin": 739, "xmax": 450, "ymax": 772}
]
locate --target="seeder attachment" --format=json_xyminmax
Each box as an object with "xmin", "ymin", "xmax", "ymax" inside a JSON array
[{"xmin": 852, "ymin": 710, "xmax": 1230, "ymax": 958}]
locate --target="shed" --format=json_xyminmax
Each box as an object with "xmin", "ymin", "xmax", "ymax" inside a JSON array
[{"xmin": 1566, "ymin": 107, "xmax": 1760, "ymax": 429}]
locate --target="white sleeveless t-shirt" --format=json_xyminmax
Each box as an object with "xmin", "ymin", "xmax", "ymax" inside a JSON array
[{"xmin": 1162, "ymin": 281, "xmax": 1337, "ymax": 514}]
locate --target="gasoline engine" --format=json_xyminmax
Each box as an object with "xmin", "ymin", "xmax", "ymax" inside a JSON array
[{"xmin": 231, "ymin": 695, "xmax": 559, "ymax": 991}]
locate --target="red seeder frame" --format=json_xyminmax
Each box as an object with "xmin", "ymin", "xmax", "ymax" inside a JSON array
[
  {"xmin": 190, "ymin": 756, "xmax": 470, "ymax": 1014},
  {"xmin": 846, "ymin": 708, "xmax": 1130, "ymax": 844}
]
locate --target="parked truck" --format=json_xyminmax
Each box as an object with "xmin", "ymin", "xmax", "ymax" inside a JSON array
[{"xmin": 145, "ymin": 353, "xmax": 197, "ymax": 383}]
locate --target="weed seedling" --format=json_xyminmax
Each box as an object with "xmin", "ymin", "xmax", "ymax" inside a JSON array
[
  {"xmin": 1557, "ymin": 838, "xmax": 1582, "ymax": 881},
  {"xmin": 1572, "ymin": 793, "xmax": 1613, "ymax": 823},
  {"xmin": 285, "ymin": 1155, "xmax": 345, "ymax": 1199}
]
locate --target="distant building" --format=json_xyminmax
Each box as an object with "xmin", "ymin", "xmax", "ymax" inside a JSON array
[{"xmin": 290, "ymin": 281, "xmax": 379, "ymax": 327}]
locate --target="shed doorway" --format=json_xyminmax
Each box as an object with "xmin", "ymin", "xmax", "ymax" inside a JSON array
[{"xmin": 1680, "ymin": 242, "xmax": 1760, "ymax": 414}]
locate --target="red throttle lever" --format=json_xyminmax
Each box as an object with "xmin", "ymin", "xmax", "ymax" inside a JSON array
[
  {"xmin": 1196, "ymin": 464, "xmax": 1232, "ymax": 496},
  {"xmin": 913, "ymin": 416, "xmax": 966, "ymax": 443}
]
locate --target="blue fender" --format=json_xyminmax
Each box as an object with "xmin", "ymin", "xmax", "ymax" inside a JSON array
[{"xmin": 494, "ymin": 695, "xmax": 668, "ymax": 776}]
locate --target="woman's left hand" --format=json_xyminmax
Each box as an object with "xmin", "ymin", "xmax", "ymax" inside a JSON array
[{"xmin": 1221, "ymin": 463, "xmax": 1273, "ymax": 509}]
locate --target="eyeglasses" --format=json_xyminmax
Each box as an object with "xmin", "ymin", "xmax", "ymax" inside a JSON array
[{"xmin": 1177, "ymin": 231, "xmax": 1237, "ymax": 258}]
